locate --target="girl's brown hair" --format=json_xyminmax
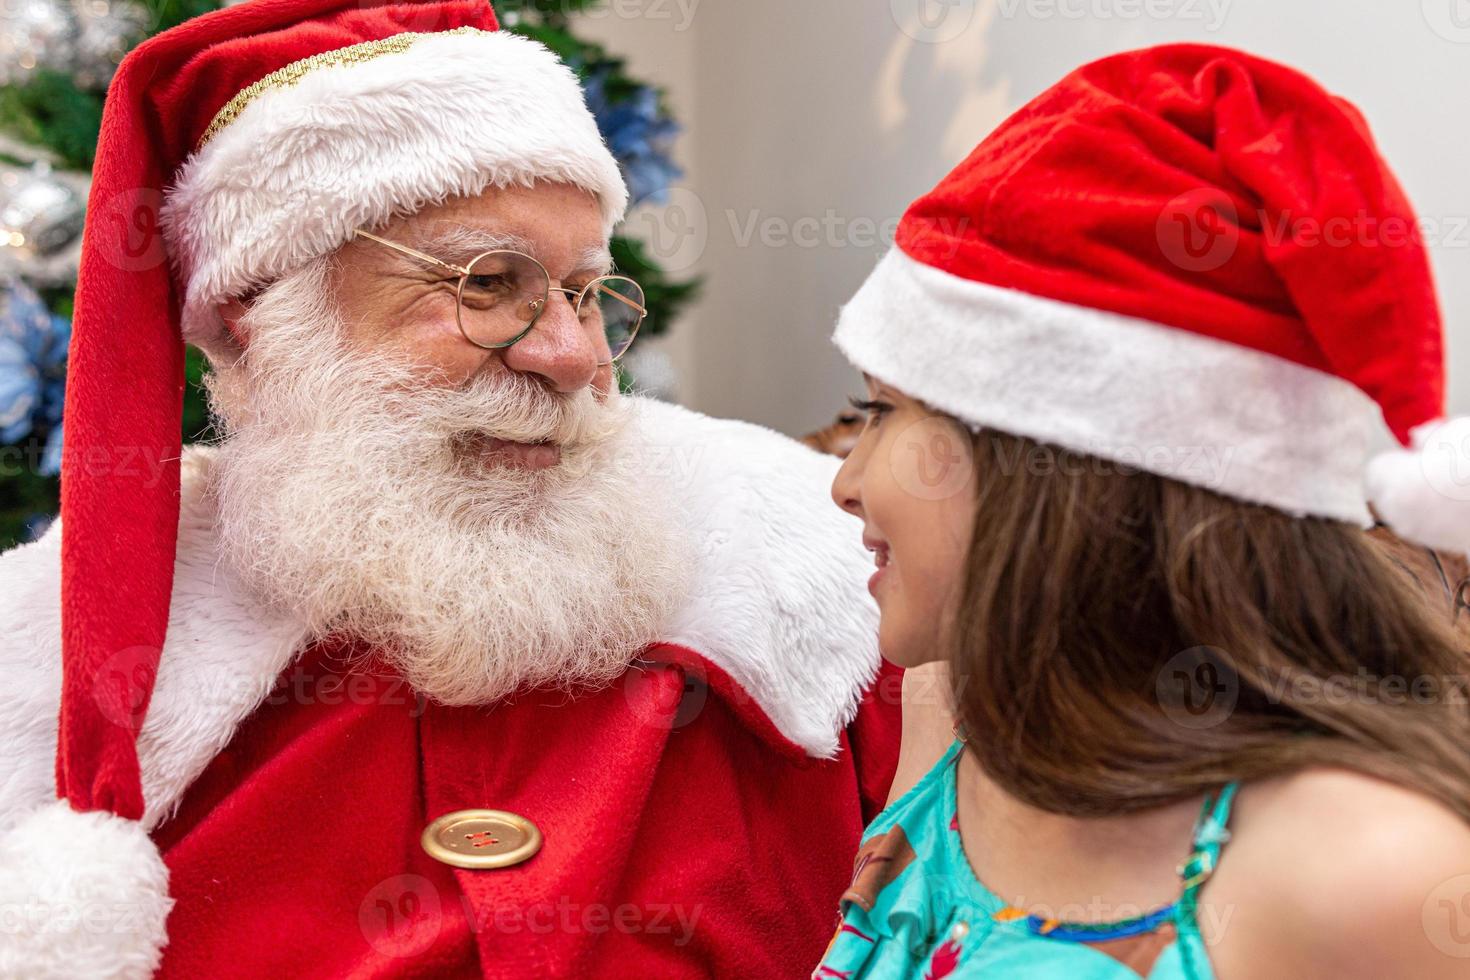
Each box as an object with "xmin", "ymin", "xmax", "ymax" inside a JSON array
[{"xmin": 950, "ymin": 429, "xmax": 1470, "ymax": 819}]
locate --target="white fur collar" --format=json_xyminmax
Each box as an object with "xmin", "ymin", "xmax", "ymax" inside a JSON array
[{"xmin": 0, "ymin": 397, "xmax": 879, "ymax": 832}]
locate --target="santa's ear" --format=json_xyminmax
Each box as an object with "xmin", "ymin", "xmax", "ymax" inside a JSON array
[{"xmin": 217, "ymin": 296, "xmax": 252, "ymax": 347}]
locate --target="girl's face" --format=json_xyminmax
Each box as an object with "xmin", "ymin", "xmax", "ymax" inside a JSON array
[{"xmin": 831, "ymin": 376, "xmax": 978, "ymax": 667}]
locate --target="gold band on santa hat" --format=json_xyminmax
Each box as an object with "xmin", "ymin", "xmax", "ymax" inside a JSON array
[{"xmin": 196, "ymin": 25, "xmax": 488, "ymax": 149}]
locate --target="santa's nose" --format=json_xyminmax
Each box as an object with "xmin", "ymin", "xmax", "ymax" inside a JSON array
[{"xmin": 498, "ymin": 293, "xmax": 601, "ymax": 394}]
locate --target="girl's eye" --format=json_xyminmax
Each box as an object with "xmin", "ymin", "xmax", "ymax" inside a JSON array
[{"xmin": 847, "ymin": 396, "xmax": 893, "ymax": 425}]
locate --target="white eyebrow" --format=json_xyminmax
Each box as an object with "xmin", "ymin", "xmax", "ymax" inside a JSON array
[
  {"xmin": 407, "ymin": 225, "xmax": 539, "ymax": 264},
  {"xmin": 576, "ymin": 245, "xmax": 614, "ymax": 278},
  {"xmin": 404, "ymin": 225, "xmax": 612, "ymax": 279}
]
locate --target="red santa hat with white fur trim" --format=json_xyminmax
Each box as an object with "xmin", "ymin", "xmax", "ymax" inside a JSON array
[
  {"xmin": 1, "ymin": 1, "xmax": 624, "ymax": 976},
  {"xmin": 836, "ymin": 43, "xmax": 1463, "ymax": 552}
]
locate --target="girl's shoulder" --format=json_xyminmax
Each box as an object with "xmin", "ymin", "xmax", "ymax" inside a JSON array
[
  {"xmin": 839, "ymin": 738, "xmax": 984, "ymax": 920},
  {"xmin": 819, "ymin": 741, "xmax": 990, "ymax": 977},
  {"xmin": 1204, "ymin": 768, "xmax": 1470, "ymax": 979}
]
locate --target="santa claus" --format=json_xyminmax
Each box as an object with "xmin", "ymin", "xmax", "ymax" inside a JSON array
[{"xmin": 0, "ymin": 2, "xmax": 899, "ymax": 977}]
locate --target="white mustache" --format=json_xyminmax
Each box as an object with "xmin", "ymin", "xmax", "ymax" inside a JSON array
[{"xmin": 387, "ymin": 369, "xmax": 620, "ymax": 451}]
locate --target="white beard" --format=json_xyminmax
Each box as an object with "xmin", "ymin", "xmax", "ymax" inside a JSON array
[{"xmin": 204, "ymin": 258, "xmax": 690, "ymax": 706}]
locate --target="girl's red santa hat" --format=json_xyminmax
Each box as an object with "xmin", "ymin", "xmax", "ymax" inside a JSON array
[
  {"xmin": 837, "ymin": 44, "xmax": 1462, "ymax": 553},
  {"xmin": 0, "ymin": 1, "xmax": 625, "ymax": 976}
]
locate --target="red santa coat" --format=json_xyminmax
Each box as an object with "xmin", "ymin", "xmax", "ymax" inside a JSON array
[{"xmin": 0, "ymin": 399, "xmax": 899, "ymax": 979}]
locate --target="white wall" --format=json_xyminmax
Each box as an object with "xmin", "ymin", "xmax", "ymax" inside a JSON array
[{"xmin": 581, "ymin": 0, "xmax": 1470, "ymax": 439}]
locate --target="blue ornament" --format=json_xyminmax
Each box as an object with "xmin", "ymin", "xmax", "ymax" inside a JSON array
[
  {"xmin": 0, "ymin": 337, "xmax": 39, "ymax": 443},
  {"xmin": 0, "ymin": 278, "xmax": 70, "ymax": 447},
  {"xmin": 582, "ymin": 64, "xmax": 684, "ymax": 209},
  {"xmin": 40, "ymin": 422, "xmax": 63, "ymax": 477}
]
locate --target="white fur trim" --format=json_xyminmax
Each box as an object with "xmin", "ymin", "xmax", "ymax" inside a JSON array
[
  {"xmin": 633, "ymin": 398, "xmax": 881, "ymax": 758},
  {"xmin": 1367, "ymin": 417, "xmax": 1470, "ymax": 554},
  {"xmin": 835, "ymin": 248, "xmax": 1382, "ymax": 524},
  {"xmin": 161, "ymin": 29, "xmax": 627, "ymax": 350},
  {"xmin": 0, "ymin": 450, "xmax": 308, "ymax": 836},
  {"xmin": 0, "ymin": 801, "xmax": 171, "ymax": 980},
  {"xmin": 0, "ymin": 400, "xmax": 878, "ymax": 847}
]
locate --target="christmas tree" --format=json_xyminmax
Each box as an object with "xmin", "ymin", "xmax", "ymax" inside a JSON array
[{"xmin": 0, "ymin": 0, "xmax": 696, "ymax": 549}]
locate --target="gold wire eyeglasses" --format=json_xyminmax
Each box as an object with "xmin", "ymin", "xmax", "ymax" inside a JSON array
[{"xmin": 353, "ymin": 228, "xmax": 647, "ymax": 365}]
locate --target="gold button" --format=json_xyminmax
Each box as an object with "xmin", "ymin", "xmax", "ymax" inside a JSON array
[{"xmin": 421, "ymin": 809, "xmax": 543, "ymax": 870}]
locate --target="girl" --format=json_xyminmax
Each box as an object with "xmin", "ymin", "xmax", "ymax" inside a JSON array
[{"xmin": 816, "ymin": 44, "xmax": 1470, "ymax": 979}]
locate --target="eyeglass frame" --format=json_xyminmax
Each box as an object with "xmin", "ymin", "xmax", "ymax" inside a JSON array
[{"xmin": 352, "ymin": 228, "xmax": 647, "ymax": 365}]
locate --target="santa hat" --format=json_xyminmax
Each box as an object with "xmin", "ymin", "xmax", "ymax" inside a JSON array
[
  {"xmin": 5, "ymin": 1, "xmax": 625, "ymax": 976},
  {"xmin": 836, "ymin": 44, "xmax": 1460, "ymax": 552}
]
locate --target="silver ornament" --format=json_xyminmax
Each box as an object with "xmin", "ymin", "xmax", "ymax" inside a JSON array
[
  {"xmin": 0, "ymin": 0, "xmax": 80, "ymax": 85},
  {"xmin": 0, "ymin": 157, "xmax": 87, "ymax": 287},
  {"xmin": 0, "ymin": 163, "xmax": 86, "ymax": 280},
  {"xmin": 71, "ymin": 0, "xmax": 147, "ymax": 89}
]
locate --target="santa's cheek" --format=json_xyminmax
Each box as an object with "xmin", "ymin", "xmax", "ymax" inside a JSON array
[{"xmin": 388, "ymin": 322, "xmax": 493, "ymax": 382}]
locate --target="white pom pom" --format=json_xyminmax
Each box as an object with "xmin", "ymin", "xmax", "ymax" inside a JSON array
[
  {"xmin": 0, "ymin": 800, "xmax": 172, "ymax": 979},
  {"xmin": 1366, "ymin": 417, "xmax": 1470, "ymax": 555}
]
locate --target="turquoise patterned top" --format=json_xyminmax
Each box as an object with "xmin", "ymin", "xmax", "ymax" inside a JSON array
[{"xmin": 814, "ymin": 741, "xmax": 1237, "ymax": 979}]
